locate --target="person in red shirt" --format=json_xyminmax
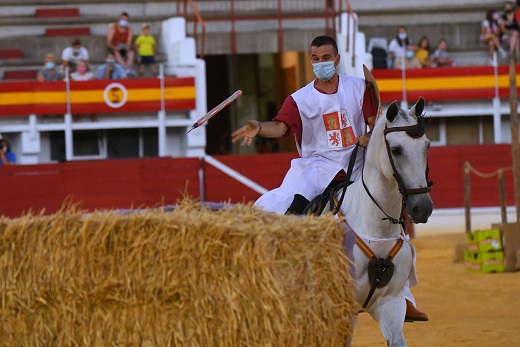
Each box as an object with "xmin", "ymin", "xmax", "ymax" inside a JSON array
[{"xmin": 106, "ymin": 12, "xmax": 135, "ymax": 76}]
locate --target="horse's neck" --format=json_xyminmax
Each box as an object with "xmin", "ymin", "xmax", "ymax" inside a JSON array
[{"xmin": 341, "ymin": 136, "xmax": 402, "ymax": 239}]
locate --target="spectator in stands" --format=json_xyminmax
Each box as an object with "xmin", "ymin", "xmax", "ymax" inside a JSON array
[
  {"xmin": 415, "ymin": 36, "xmax": 431, "ymax": 68},
  {"xmin": 135, "ymin": 23, "xmax": 158, "ymax": 77},
  {"xmin": 0, "ymin": 136, "xmax": 16, "ymax": 165},
  {"xmin": 388, "ymin": 26, "xmax": 420, "ymax": 69},
  {"xmin": 106, "ymin": 12, "xmax": 136, "ymax": 76},
  {"xmin": 97, "ymin": 50, "xmax": 127, "ymax": 80},
  {"xmin": 482, "ymin": 9, "xmax": 507, "ymax": 65},
  {"xmin": 36, "ymin": 53, "xmax": 61, "ymax": 81},
  {"xmin": 61, "ymin": 38, "xmax": 90, "ymax": 75},
  {"xmin": 500, "ymin": 1, "xmax": 520, "ymax": 61},
  {"xmin": 431, "ymin": 38, "xmax": 455, "ymax": 67},
  {"xmin": 70, "ymin": 60, "xmax": 94, "ymax": 81}
]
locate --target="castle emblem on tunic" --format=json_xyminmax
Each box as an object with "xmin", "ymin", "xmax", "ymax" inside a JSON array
[{"xmin": 322, "ymin": 110, "xmax": 355, "ymax": 148}]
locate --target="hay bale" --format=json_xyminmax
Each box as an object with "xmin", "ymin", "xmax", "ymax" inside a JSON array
[{"xmin": 0, "ymin": 201, "xmax": 355, "ymax": 346}]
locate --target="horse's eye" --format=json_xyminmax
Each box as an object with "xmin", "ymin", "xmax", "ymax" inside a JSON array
[{"xmin": 391, "ymin": 146, "xmax": 402, "ymax": 155}]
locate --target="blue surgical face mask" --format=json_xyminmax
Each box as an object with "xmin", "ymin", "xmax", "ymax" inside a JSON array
[
  {"xmin": 119, "ymin": 19, "xmax": 128, "ymax": 27},
  {"xmin": 45, "ymin": 61, "xmax": 55, "ymax": 70},
  {"xmin": 398, "ymin": 33, "xmax": 407, "ymax": 40},
  {"xmin": 313, "ymin": 61, "xmax": 336, "ymax": 82}
]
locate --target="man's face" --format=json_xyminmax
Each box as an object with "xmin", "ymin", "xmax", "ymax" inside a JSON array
[{"xmin": 311, "ymin": 44, "xmax": 337, "ymax": 65}]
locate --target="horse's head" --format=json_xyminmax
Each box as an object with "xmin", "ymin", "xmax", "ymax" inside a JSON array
[{"xmin": 383, "ymin": 97, "xmax": 433, "ymax": 223}]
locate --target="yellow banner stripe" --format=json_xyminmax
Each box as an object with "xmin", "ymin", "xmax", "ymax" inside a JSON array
[
  {"xmin": 0, "ymin": 92, "xmax": 34, "ymax": 106},
  {"xmin": 379, "ymin": 75, "xmax": 511, "ymax": 92},
  {"xmin": 0, "ymin": 86, "xmax": 195, "ymax": 106}
]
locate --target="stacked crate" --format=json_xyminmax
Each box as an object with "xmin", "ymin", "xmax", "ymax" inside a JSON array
[{"xmin": 464, "ymin": 229, "xmax": 504, "ymax": 273}]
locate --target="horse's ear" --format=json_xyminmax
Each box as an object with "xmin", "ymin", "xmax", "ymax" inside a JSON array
[
  {"xmin": 411, "ymin": 97, "xmax": 425, "ymax": 118},
  {"xmin": 386, "ymin": 100, "xmax": 399, "ymax": 122}
]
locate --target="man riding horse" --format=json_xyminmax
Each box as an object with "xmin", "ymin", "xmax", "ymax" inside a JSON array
[{"xmin": 231, "ymin": 35, "xmax": 428, "ymax": 322}]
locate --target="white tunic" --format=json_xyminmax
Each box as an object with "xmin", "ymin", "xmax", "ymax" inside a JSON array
[{"xmin": 255, "ymin": 75, "xmax": 367, "ymax": 214}]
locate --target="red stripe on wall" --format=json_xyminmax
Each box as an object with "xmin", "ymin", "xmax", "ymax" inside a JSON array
[
  {"xmin": 0, "ymin": 158, "xmax": 200, "ymax": 218},
  {"xmin": 68, "ymin": 77, "xmax": 195, "ymax": 90},
  {"xmin": 0, "ymin": 145, "xmax": 515, "ymax": 218},
  {"xmin": 381, "ymin": 88, "xmax": 516, "ymax": 103},
  {"xmin": 0, "ymin": 81, "xmax": 36, "ymax": 92},
  {"xmin": 68, "ymin": 100, "xmax": 196, "ymax": 115},
  {"xmin": 0, "ymin": 105, "xmax": 35, "ymax": 116},
  {"xmin": 372, "ymin": 65, "xmax": 519, "ymax": 79}
]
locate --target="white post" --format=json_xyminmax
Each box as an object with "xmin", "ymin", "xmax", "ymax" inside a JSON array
[
  {"xmin": 29, "ymin": 114, "xmax": 37, "ymax": 139},
  {"xmin": 158, "ymin": 63, "xmax": 167, "ymax": 157},
  {"xmin": 64, "ymin": 69, "xmax": 73, "ymax": 161},
  {"xmin": 400, "ymin": 48, "xmax": 408, "ymax": 109},
  {"xmin": 64, "ymin": 113, "xmax": 73, "ymax": 161},
  {"xmin": 492, "ymin": 51, "xmax": 502, "ymax": 143},
  {"xmin": 65, "ymin": 66, "xmax": 71, "ymax": 116}
]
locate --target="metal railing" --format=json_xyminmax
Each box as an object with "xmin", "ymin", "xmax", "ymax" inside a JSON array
[
  {"xmin": 175, "ymin": 0, "xmax": 207, "ymax": 58},
  {"xmin": 173, "ymin": 0, "xmax": 353, "ymax": 56}
]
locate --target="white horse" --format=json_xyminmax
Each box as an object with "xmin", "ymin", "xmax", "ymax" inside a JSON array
[{"xmin": 323, "ymin": 97, "xmax": 433, "ymax": 347}]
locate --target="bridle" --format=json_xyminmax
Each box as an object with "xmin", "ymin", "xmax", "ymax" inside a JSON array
[{"xmin": 361, "ymin": 114, "xmax": 433, "ymax": 224}]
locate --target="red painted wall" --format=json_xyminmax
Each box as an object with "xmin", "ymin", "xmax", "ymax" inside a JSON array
[
  {"xmin": 1, "ymin": 145, "xmax": 515, "ymax": 218},
  {"xmin": 1, "ymin": 157, "xmax": 201, "ymax": 218}
]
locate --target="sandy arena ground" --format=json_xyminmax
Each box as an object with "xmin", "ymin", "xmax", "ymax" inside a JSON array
[{"xmin": 350, "ymin": 232, "xmax": 520, "ymax": 347}]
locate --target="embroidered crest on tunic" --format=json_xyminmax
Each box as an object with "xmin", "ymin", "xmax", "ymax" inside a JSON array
[{"xmin": 322, "ymin": 110, "xmax": 356, "ymax": 148}]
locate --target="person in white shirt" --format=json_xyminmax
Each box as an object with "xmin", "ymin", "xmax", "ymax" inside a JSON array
[
  {"xmin": 388, "ymin": 26, "xmax": 420, "ymax": 69},
  {"xmin": 61, "ymin": 38, "xmax": 90, "ymax": 74}
]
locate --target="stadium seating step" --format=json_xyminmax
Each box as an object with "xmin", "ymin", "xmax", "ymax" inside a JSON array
[
  {"xmin": 45, "ymin": 27, "xmax": 91, "ymax": 37},
  {"xmin": 35, "ymin": 8, "xmax": 80, "ymax": 18},
  {"xmin": 0, "ymin": 49, "xmax": 23, "ymax": 60},
  {"xmin": 3, "ymin": 69, "xmax": 38, "ymax": 81}
]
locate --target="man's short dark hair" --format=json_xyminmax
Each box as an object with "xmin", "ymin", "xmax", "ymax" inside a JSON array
[
  {"xmin": 310, "ymin": 35, "xmax": 338, "ymax": 55},
  {"xmin": 120, "ymin": 11, "xmax": 129, "ymax": 18}
]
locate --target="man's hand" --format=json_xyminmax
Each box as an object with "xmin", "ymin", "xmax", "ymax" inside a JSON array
[
  {"xmin": 231, "ymin": 120, "xmax": 261, "ymax": 146},
  {"xmin": 357, "ymin": 133, "xmax": 371, "ymax": 148}
]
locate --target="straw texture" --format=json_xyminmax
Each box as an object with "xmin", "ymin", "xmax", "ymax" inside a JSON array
[{"xmin": 0, "ymin": 201, "xmax": 355, "ymax": 346}]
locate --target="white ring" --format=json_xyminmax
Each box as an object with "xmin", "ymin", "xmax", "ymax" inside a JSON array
[{"xmin": 103, "ymin": 82, "xmax": 128, "ymax": 108}]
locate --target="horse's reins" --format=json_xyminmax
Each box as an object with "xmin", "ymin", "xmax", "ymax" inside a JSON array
[{"xmin": 330, "ymin": 143, "xmax": 359, "ymax": 215}]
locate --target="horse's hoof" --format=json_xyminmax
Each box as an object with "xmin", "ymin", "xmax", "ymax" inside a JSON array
[{"xmin": 404, "ymin": 299, "xmax": 429, "ymax": 322}]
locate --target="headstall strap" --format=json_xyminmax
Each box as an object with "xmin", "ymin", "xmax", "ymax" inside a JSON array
[{"xmin": 383, "ymin": 116, "xmax": 432, "ymax": 206}]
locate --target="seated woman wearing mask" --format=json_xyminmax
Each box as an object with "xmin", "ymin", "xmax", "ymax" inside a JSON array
[
  {"xmin": 388, "ymin": 26, "xmax": 421, "ymax": 69},
  {"xmin": 37, "ymin": 53, "xmax": 61, "ymax": 81}
]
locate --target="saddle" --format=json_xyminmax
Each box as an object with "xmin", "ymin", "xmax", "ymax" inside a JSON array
[
  {"xmin": 303, "ymin": 144, "xmax": 360, "ymax": 216},
  {"xmin": 302, "ymin": 180, "xmax": 352, "ymax": 216}
]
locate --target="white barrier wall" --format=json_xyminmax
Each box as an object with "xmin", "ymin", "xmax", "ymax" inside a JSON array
[{"xmin": 162, "ymin": 17, "xmax": 207, "ymax": 158}]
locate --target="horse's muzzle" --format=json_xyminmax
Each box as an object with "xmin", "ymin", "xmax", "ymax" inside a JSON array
[{"xmin": 406, "ymin": 194, "xmax": 433, "ymax": 224}]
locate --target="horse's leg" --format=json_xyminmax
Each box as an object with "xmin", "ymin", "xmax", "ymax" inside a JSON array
[{"xmin": 371, "ymin": 296, "xmax": 407, "ymax": 347}]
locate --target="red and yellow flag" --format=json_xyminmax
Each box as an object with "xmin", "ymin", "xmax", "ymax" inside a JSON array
[{"xmin": 0, "ymin": 77, "xmax": 196, "ymax": 116}]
